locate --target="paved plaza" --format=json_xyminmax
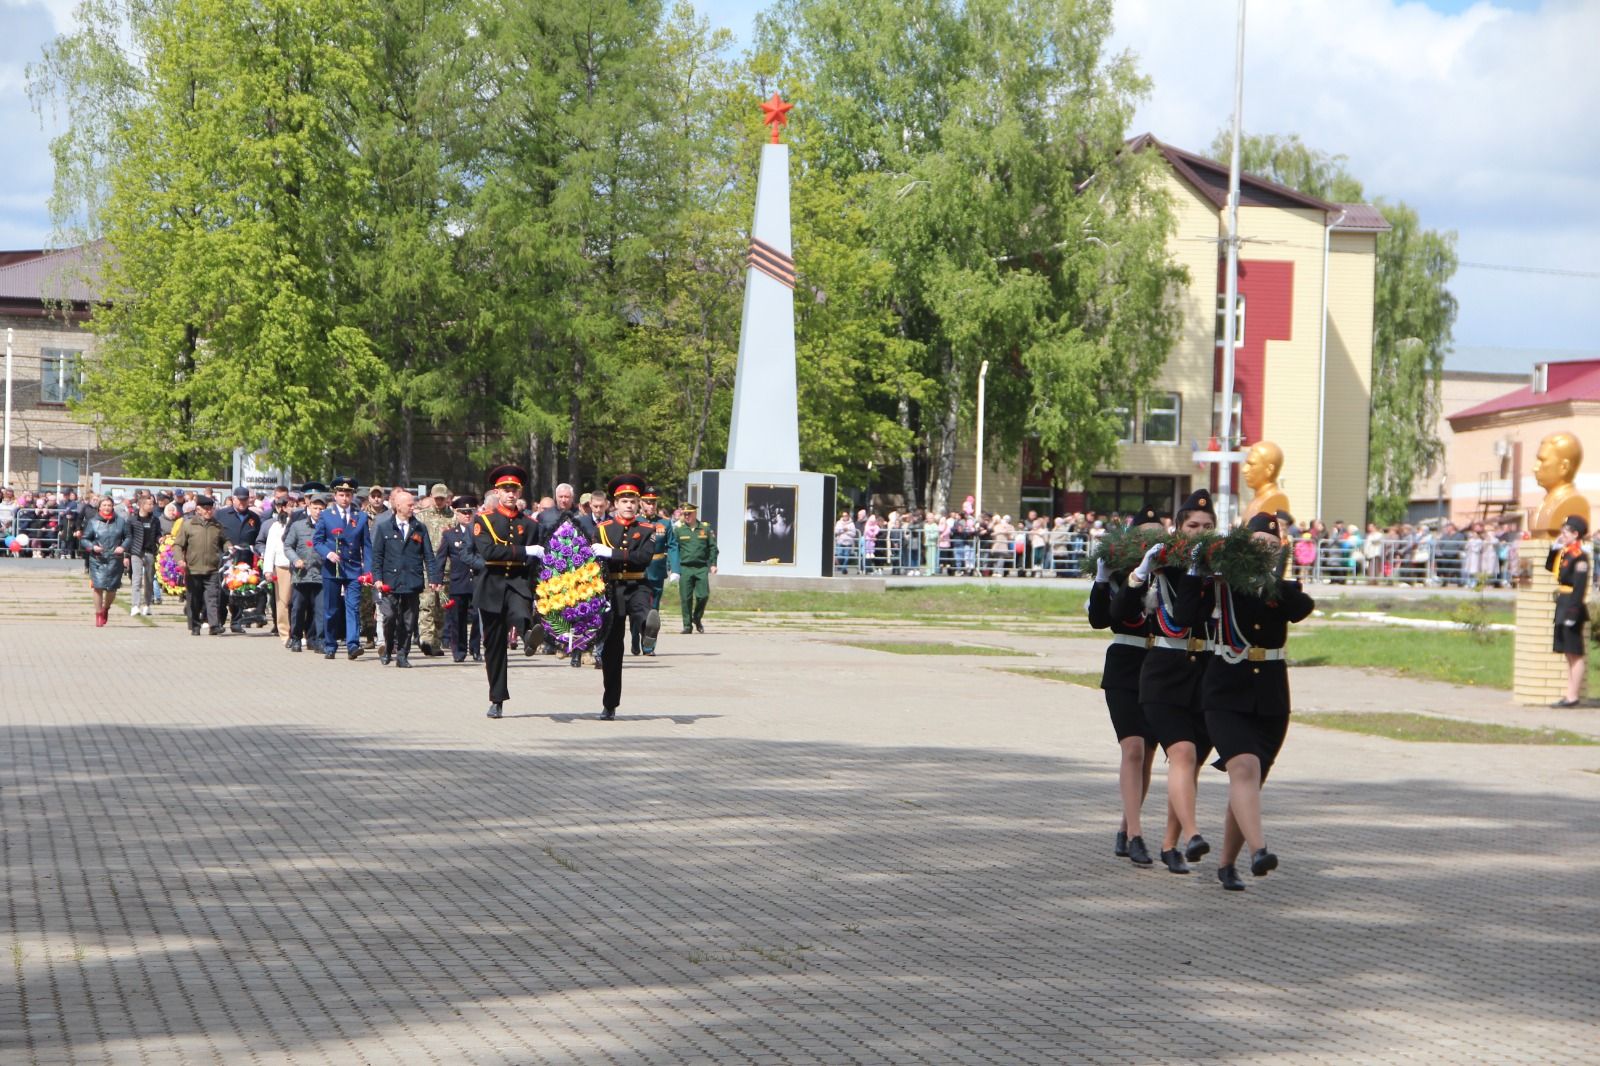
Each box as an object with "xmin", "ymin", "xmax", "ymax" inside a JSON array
[{"xmin": 2, "ymin": 564, "xmax": 1598, "ymax": 1064}]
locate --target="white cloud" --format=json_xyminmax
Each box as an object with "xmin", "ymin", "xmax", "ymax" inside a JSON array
[
  {"xmin": 0, "ymin": 0, "xmax": 72, "ymax": 248},
  {"xmin": 1108, "ymin": 0, "xmax": 1600, "ymax": 358}
]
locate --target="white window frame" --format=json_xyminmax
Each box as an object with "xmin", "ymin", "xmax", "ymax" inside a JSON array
[
  {"xmin": 1212, "ymin": 391, "xmax": 1244, "ymax": 447},
  {"xmin": 1215, "ymin": 294, "xmax": 1245, "ymax": 349},
  {"xmin": 1110, "ymin": 405, "xmax": 1135, "ymax": 444},
  {"xmin": 1143, "ymin": 392, "xmax": 1181, "ymax": 445},
  {"xmin": 40, "ymin": 348, "xmax": 84, "ymax": 405},
  {"xmin": 39, "ymin": 455, "xmax": 80, "ymax": 490}
]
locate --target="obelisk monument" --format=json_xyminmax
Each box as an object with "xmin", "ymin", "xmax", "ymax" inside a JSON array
[{"xmin": 688, "ymin": 94, "xmax": 836, "ymax": 578}]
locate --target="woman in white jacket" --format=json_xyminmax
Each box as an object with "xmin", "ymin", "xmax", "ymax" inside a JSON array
[{"xmin": 261, "ymin": 502, "xmax": 295, "ymax": 640}]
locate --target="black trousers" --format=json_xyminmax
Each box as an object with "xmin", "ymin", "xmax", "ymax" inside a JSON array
[
  {"xmin": 449, "ymin": 593, "xmax": 480, "ymax": 659},
  {"xmin": 601, "ymin": 581, "xmax": 654, "ymax": 711},
  {"xmin": 186, "ymin": 571, "xmax": 221, "ymax": 631},
  {"xmin": 481, "ymin": 597, "xmax": 530, "ymax": 705},
  {"xmin": 289, "ymin": 584, "xmax": 320, "ymax": 642},
  {"xmin": 384, "ymin": 592, "xmax": 420, "ymax": 659}
]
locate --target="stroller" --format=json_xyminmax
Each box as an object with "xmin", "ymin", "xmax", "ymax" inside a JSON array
[{"xmin": 224, "ymin": 562, "xmax": 271, "ymax": 629}]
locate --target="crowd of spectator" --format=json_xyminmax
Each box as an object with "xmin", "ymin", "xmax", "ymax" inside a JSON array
[{"xmin": 830, "ymin": 498, "xmax": 1529, "ymax": 588}]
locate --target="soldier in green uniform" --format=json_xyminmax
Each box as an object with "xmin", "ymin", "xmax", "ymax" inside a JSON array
[
  {"xmin": 416, "ymin": 482, "xmax": 453, "ymax": 656},
  {"xmin": 669, "ymin": 500, "xmax": 717, "ymax": 633},
  {"xmin": 637, "ymin": 486, "xmax": 672, "ymax": 655}
]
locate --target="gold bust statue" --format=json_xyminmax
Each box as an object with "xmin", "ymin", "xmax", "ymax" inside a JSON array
[
  {"xmin": 1531, "ymin": 431, "xmax": 1591, "ymax": 536},
  {"xmin": 1241, "ymin": 441, "xmax": 1291, "ymax": 524}
]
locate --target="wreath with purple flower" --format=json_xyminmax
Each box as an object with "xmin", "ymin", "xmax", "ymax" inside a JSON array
[{"xmin": 536, "ymin": 520, "xmax": 609, "ymax": 654}]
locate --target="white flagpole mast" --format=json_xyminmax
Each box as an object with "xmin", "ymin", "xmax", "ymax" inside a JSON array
[
  {"xmin": 3, "ymin": 327, "xmax": 13, "ymax": 490},
  {"xmin": 1216, "ymin": 0, "xmax": 1247, "ymax": 530}
]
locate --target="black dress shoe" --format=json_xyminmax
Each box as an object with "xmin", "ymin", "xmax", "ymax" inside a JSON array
[
  {"xmin": 453, "ymin": 654, "xmax": 466, "ymax": 663},
  {"xmin": 523, "ymin": 639, "xmax": 537, "ymax": 657},
  {"xmin": 426, "ymin": 644, "xmax": 445, "ymax": 657},
  {"xmin": 1184, "ymin": 834, "xmax": 1211, "ymax": 863},
  {"xmin": 230, "ymin": 623, "xmax": 245, "ymax": 634},
  {"xmin": 1250, "ymin": 848, "xmax": 1279, "ymax": 877},
  {"xmin": 1551, "ymin": 698, "xmax": 1581, "ymax": 708},
  {"xmin": 631, "ymin": 636, "xmax": 641, "ymax": 656},
  {"xmin": 1217, "ymin": 864, "xmax": 1246, "ymax": 891},
  {"xmin": 1126, "ymin": 835, "xmax": 1154, "ymax": 867},
  {"xmin": 570, "ymin": 654, "xmax": 584, "ymax": 668},
  {"xmin": 694, "ymin": 622, "xmax": 705, "ymax": 634},
  {"xmin": 1160, "ymin": 849, "xmax": 1191, "ymax": 874},
  {"xmin": 347, "ymin": 647, "xmax": 363, "ymax": 660},
  {"xmin": 486, "ymin": 703, "xmax": 502, "ymax": 719},
  {"xmin": 419, "ymin": 642, "xmax": 432, "ymax": 656},
  {"xmin": 1114, "ymin": 830, "xmax": 1129, "ymax": 857},
  {"xmin": 395, "ymin": 657, "xmax": 412, "ymax": 669},
  {"xmin": 600, "ymin": 708, "xmax": 616, "ymax": 720},
  {"xmin": 472, "ymin": 652, "xmax": 483, "ymax": 662},
  {"xmin": 680, "ymin": 627, "xmax": 692, "ymax": 634},
  {"xmin": 380, "ymin": 650, "xmax": 392, "ymax": 666},
  {"xmin": 190, "ymin": 627, "xmax": 201, "ymax": 636}
]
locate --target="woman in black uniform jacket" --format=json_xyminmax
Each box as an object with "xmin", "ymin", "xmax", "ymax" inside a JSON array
[
  {"xmin": 1114, "ymin": 490, "xmax": 1217, "ymax": 874},
  {"xmin": 1546, "ymin": 515, "xmax": 1589, "ymax": 708},
  {"xmin": 1201, "ymin": 512, "xmax": 1315, "ymax": 891},
  {"xmin": 1087, "ymin": 507, "xmax": 1164, "ymax": 866}
]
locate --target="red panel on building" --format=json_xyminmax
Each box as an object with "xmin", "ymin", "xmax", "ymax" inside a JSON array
[{"xmin": 1214, "ymin": 259, "xmax": 1294, "ymax": 447}]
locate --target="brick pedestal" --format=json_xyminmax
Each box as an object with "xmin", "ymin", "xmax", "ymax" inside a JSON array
[{"xmin": 1513, "ymin": 537, "xmax": 1568, "ymax": 705}]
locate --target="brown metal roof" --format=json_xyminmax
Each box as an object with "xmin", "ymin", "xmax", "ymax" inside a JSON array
[
  {"xmin": 0, "ymin": 243, "xmax": 104, "ymax": 305},
  {"xmin": 1331, "ymin": 203, "xmax": 1391, "ymax": 232}
]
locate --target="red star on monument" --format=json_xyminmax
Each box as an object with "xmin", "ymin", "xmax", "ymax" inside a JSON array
[{"xmin": 760, "ymin": 92, "xmax": 793, "ymax": 144}]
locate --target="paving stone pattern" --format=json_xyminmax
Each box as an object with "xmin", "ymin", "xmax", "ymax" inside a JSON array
[{"xmin": 2, "ymin": 567, "xmax": 1598, "ymax": 1064}]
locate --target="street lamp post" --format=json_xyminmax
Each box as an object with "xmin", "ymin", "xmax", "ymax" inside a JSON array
[{"xmin": 975, "ymin": 360, "xmax": 990, "ymax": 519}]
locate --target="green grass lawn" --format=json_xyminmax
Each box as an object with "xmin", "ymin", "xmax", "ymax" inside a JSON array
[
  {"xmin": 1290, "ymin": 628, "xmax": 1513, "ymax": 688},
  {"xmin": 844, "ymin": 641, "xmax": 1034, "ymax": 657},
  {"xmin": 995, "ymin": 668, "xmax": 1101, "ymax": 687},
  {"xmin": 703, "ymin": 583, "xmax": 1086, "ymax": 620},
  {"xmin": 1300, "ymin": 712, "xmax": 1597, "ymax": 746}
]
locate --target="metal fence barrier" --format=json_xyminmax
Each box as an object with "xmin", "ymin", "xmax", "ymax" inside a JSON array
[
  {"xmin": 1, "ymin": 509, "xmax": 69, "ymax": 557},
  {"xmin": 832, "ymin": 525, "xmax": 1522, "ymax": 587}
]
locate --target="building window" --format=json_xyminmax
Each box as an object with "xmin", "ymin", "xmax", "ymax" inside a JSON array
[
  {"xmin": 1143, "ymin": 392, "xmax": 1181, "ymax": 445},
  {"xmin": 1110, "ymin": 406, "xmax": 1134, "ymax": 444},
  {"xmin": 1211, "ymin": 391, "xmax": 1244, "ymax": 446},
  {"xmin": 1214, "ymin": 294, "xmax": 1245, "ymax": 348},
  {"xmin": 39, "ymin": 456, "xmax": 80, "ymax": 490},
  {"xmin": 1085, "ymin": 474, "xmax": 1180, "ymax": 517},
  {"xmin": 41, "ymin": 349, "xmax": 84, "ymax": 404}
]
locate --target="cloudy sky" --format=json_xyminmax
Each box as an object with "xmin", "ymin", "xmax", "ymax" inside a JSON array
[{"xmin": 4, "ymin": 0, "xmax": 1593, "ymax": 374}]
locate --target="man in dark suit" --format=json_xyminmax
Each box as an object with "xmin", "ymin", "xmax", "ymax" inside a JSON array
[
  {"xmin": 474, "ymin": 465, "xmax": 541, "ymax": 718},
  {"xmin": 312, "ymin": 475, "xmax": 370, "ymax": 660},
  {"xmin": 217, "ymin": 486, "xmax": 262, "ymax": 633},
  {"xmin": 368, "ymin": 488, "xmax": 443, "ymax": 668},
  {"xmin": 528, "ymin": 482, "xmax": 583, "ymax": 656}
]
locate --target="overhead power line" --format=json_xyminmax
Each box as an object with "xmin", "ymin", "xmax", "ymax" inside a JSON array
[{"xmin": 1457, "ymin": 261, "xmax": 1600, "ymax": 279}]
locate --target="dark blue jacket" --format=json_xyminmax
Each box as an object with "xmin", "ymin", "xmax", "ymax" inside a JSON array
[
  {"xmin": 368, "ymin": 512, "xmax": 441, "ymax": 593},
  {"xmin": 438, "ymin": 523, "xmax": 483, "ymax": 596},
  {"xmin": 215, "ymin": 503, "xmax": 261, "ymax": 564},
  {"xmin": 312, "ymin": 504, "xmax": 369, "ymax": 581}
]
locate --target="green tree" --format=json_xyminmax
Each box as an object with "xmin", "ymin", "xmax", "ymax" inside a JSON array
[
  {"xmin": 760, "ymin": 0, "xmax": 1184, "ymax": 512},
  {"xmin": 1211, "ymin": 131, "xmax": 1459, "ymax": 523},
  {"xmin": 33, "ymin": 0, "xmax": 387, "ymax": 476}
]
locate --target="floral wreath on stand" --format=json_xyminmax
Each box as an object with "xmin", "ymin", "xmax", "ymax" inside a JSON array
[{"xmin": 536, "ymin": 520, "xmax": 609, "ymax": 655}]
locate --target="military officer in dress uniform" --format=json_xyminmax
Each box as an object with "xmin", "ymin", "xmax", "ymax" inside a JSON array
[
  {"xmin": 1193, "ymin": 511, "xmax": 1315, "ymax": 891},
  {"xmin": 594, "ymin": 475, "xmax": 664, "ymax": 719},
  {"xmin": 1114, "ymin": 488, "xmax": 1216, "ymax": 870},
  {"xmin": 474, "ymin": 465, "xmax": 541, "ymax": 719},
  {"xmin": 1087, "ymin": 505, "xmax": 1163, "ymax": 870},
  {"xmin": 636, "ymin": 486, "xmax": 671, "ymax": 655},
  {"xmin": 1546, "ymin": 514, "xmax": 1590, "ymax": 708},
  {"xmin": 439, "ymin": 496, "xmax": 484, "ymax": 663},
  {"xmin": 312, "ymin": 476, "xmax": 370, "ymax": 659},
  {"xmin": 669, "ymin": 501, "xmax": 717, "ymax": 633}
]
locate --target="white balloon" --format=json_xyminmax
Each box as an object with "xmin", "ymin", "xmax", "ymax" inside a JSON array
[{"xmin": 14, "ymin": 533, "xmax": 29, "ymax": 547}]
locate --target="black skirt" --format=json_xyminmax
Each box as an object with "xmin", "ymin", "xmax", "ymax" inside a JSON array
[
  {"xmin": 1144, "ymin": 699, "xmax": 1212, "ymax": 761},
  {"xmin": 1553, "ymin": 622, "xmax": 1587, "ymax": 655},
  {"xmin": 1105, "ymin": 687, "xmax": 1156, "ymax": 744},
  {"xmin": 1206, "ymin": 708, "xmax": 1290, "ymax": 783}
]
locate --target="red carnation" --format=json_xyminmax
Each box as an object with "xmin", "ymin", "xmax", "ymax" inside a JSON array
[{"xmin": 332, "ymin": 527, "xmax": 343, "ymax": 535}]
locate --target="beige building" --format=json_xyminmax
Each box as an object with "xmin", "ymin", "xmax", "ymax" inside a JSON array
[
  {"xmin": 0, "ymin": 246, "xmax": 118, "ymax": 492},
  {"xmin": 1408, "ymin": 369, "xmax": 1526, "ymax": 525},
  {"xmin": 1444, "ymin": 359, "xmax": 1600, "ymax": 530},
  {"xmin": 950, "ymin": 135, "xmax": 1387, "ymax": 526}
]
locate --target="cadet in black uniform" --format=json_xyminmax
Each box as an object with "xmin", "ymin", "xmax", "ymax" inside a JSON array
[
  {"xmin": 594, "ymin": 475, "xmax": 663, "ymax": 719},
  {"xmin": 474, "ymin": 465, "xmax": 541, "ymax": 719},
  {"xmin": 1201, "ymin": 511, "xmax": 1316, "ymax": 891},
  {"xmin": 1114, "ymin": 489, "xmax": 1216, "ymax": 873},
  {"xmin": 1546, "ymin": 514, "xmax": 1589, "ymax": 708},
  {"xmin": 1088, "ymin": 506, "xmax": 1163, "ymax": 867},
  {"xmin": 439, "ymin": 496, "xmax": 484, "ymax": 663}
]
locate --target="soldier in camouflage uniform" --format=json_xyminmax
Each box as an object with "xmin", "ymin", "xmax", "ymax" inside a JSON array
[{"xmin": 416, "ymin": 483, "xmax": 454, "ymax": 656}]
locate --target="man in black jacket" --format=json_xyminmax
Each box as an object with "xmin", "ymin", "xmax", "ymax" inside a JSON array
[
  {"xmin": 438, "ymin": 496, "xmax": 484, "ymax": 662},
  {"xmin": 216, "ymin": 487, "xmax": 262, "ymax": 633},
  {"xmin": 368, "ymin": 488, "xmax": 443, "ymax": 668},
  {"xmin": 594, "ymin": 475, "xmax": 664, "ymax": 719},
  {"xmin": 474, "ymin": 465, "xmax": 541, "ymax": 719}
]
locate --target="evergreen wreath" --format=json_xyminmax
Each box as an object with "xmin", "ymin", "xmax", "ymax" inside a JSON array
[{"xmin": 1197, "ymin": 527, "xmax": 1282, "ymax": 599}]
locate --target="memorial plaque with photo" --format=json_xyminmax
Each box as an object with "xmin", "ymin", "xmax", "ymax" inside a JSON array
[{"xmin": 743, "ymin": 484, "xmax": 797, "ymax": 565}]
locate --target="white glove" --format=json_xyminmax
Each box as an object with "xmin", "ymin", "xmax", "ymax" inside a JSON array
[
  {"xmin": 1564, "ymin": 618, "xmax": 1576, "ymax": 627},
  {"xmin": 590, "ymin": 544, "xmax": 613, "ymax": 559},
  {"xmin": 1188, "ymin": 540, "xmax": 1204, "ymax": 576},
  {"xmin": 1131, "ymin": 543, "xmax": 1163, "ymax": 584},
  {"xmin": 525, "ymin": 544, "xmax": 544, "ymax": 558},
  {"xmin": 668, "ymin": 572, "xmax": 680, "ymax": 583},
  {"xmin": 1094, "ymin": 558, "xmax": 1110, "ymax": 583}
]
